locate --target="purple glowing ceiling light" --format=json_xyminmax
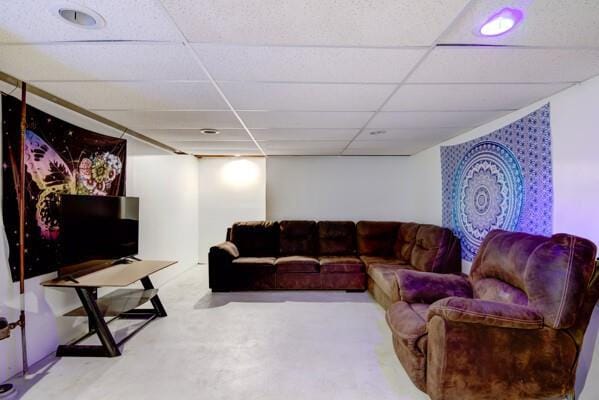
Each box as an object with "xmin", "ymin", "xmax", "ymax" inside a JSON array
[{"xmin": 479, "ymin": 7, "xmax": 523, "ymax": 36}]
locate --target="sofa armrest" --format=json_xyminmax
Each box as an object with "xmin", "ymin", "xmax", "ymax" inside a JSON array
[
  {"xmin": 428, "ymin": 297, "xmax": 544, "ymax": 329},
  {"xmin": 208, "ymin": 241, "xmax": 239, "ymax": 291},
  {"xmin": 210, "ymin": 241, "xmax": 240, "ymax": 259},
  {"xmin": 396, "ymin": 269, "xmax": 472, "ymax": 304}
]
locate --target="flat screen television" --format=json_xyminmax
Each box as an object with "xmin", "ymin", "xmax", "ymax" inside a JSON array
[{"xmin": 59, "ymin": 195, "xmax": 139, "ymax": 268}]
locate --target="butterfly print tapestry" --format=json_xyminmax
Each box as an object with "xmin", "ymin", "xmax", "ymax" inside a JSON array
[{"xmin": 2, "ymin": 94, "xmax": 127, "ymax": 281}]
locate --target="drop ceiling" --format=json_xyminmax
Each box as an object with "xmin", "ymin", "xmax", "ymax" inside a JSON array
[{"xmin": 1, "ymin": 0, "xmax": 599, "ymax": 156}]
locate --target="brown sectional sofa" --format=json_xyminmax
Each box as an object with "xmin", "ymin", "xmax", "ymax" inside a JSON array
[
  {"xmin": 386, "ymin": 229, "xmax": 599, "ymax": 400},
  {"xmin": 209, "ymin": 220, "xmax": 461, "ymax": 292}
]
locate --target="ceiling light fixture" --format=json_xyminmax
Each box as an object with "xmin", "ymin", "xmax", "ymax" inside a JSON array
[
  {"xmin": 50, "ymin": 4, "xmax": 106, "ymax": 29},
  {"xmin": 479, "ymin": 7, "xmax": 523, "ymax": 37},
  {"xmin": 369, "ymin": 130, "xmax": 387, "ymax": 136},
  {"xmin": 200, "ymin": 129, "xmax": 221, "ymax": 136}
]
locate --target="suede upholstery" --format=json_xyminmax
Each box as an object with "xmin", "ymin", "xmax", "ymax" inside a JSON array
[
  {"xmin": 386, "ymin": 229, "xmax": 598, "ymax": 400},
  {"xmin": 318, "ymin": 221, "xmax": 356, "ymax": 255},
  {"xmin": 357, "ymin": 221, "xmax": 399, "ymax": 256},
  {"xmin": 230, "ymin": 221, "xmax": 279, "ymax": 257},
  {"xmin": 396, "ymin": 270, "xmax": 472, "ymax": 304},
  {"xmin": 209, "ymin": 220, "xmax": 460, "ymax": 292},
  {"xmin": 279, "ymin": 220, "xmax": 317, "ymax": 256}
]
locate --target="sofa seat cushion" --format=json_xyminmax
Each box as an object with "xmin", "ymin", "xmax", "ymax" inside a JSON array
[
  {"xmin": 368, "ymin": 264, "xmax": 411, "ymax": 303},
  {"xmin": 360, "ymin": 256, "xmax": 407, "ymax": 269},
  {"xmin": 319, "ymin": 256, "xmax": 364, "ymax": 273},
  {"xmin": 386, "ymin": 301, "xmax": 429, "ymax": 354},
  {"xmin": 275, "ymin": 256, "xmax": 320, "ymax": 273},
  {"xmin": 232, "ymin": 257, "xmax": 276, "ymax": 272}
]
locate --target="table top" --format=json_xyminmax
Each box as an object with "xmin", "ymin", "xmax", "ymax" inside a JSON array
[{"xmin": 41, "ymin": 260, "xmax": 177, "ymax": 288}]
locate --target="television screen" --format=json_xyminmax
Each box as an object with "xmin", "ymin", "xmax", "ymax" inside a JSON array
[{"xmin": 59, "ymin": 195, "xmax": 139, "ymax": 267}]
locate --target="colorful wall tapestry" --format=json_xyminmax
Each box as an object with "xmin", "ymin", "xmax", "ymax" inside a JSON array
[
  {"xmin": 2, "ymin": 94, "xmax": 127, "ymax": 281},
  {"xmin": 441, "ymin": 104, "xmax": 553, "ymax": 261}
]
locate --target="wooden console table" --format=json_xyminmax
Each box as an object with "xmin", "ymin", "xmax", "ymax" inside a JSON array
[{"xmin": 42, "ymin": 260, "xmax": 177, "ymax": 357}]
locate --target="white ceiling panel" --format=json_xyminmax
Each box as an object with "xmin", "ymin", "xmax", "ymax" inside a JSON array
[
  {"xmin": 344, "ymin": 140, "xmax": 438, "ymax": 155},
  {"xmin": 95, "ymin": 110, "xmax": 242, "ymax": 129},
  {"xmin": 409, "ymin": 47, "xmax": 599, "ymax": 83},
  {"xmin": 163, "ymin": 0, "xmax": 469, "ymax": 47},
  {"xmin": 252, "ymin": 129, "xmax": 359, "ymax": 141},
  {"xmin": 441, "ymin": 0, "xmax": 599, "ymax": 47},
  {"xmin": 218, "ymin": 82, "xmax": 395, "ymax": 111},
  {"xmin": 239, "ymin": 111, "xmax": 373, "ymax": 129},
  {"xmin": 174, "ymin": 141, "xmax": 262, "ymax": 156},
  {"xmin": 384, "ymin": 83, "xmax": 571, "ymax": 111},
  {"xmin": 0, "ymin": 44, "xmax": 207, "ymax": 81},
  {"xmin": 355, "ymin": 128, "xmax": 461, "ymax": 142},
  {"xmin": 35, "ymin": 81, "xmax": 227, "ymax": 110},
  {"xmin": 194, "ymin": 45, "xmax": 426, "ymax": 83},
  {"xmin": 368, "ymin": 110, "xmax": 511, "ymax": 129},
  {"xmin": 0, "ymin": 0, "xmax": 180, "ymax": 43},
  {"xmin": 142, "ymin": 129, "xmax": 252, "ymax": 142},
  {"xmin": 260, "ymin": 140, "xmax": 348, "ymax": 155}
]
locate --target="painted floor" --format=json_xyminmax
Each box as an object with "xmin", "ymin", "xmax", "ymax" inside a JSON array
[{"xmin": 10, "ymin": 266, "xmax": 428, "ymax": 400}]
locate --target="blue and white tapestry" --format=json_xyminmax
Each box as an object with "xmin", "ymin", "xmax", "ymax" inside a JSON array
[{"xmin": 441, "ymin": 104, "xmax": 553, "ymax": 261}]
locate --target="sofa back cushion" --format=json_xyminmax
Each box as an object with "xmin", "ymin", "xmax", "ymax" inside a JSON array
[
  {"xmin": 409, "ymin": 225, "xmax": 453, "ymax": 272},
  {"xmin": 279, "ymin": 220, "xmax": 317, "ymax": 256},
  {"xmin": 318, "ymin": 221, "xmax": 356, "ymax": 256},
  {"xmin": 356, "ymin": 221, "xmax": 399, "ymax": 256},
  {"xmin": 394, "ymin": 222, "xmax": 419, "ymax": 261},
  {"xmin": 230, "ymin": 221, "xmax": 279, "ymax": 257},
  {"xmin": 471, "ymin": 229, "xmax": 597, "ymax": 329}
]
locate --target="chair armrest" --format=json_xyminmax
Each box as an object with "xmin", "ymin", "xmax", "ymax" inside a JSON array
[
  {"xmin": 210, "ymin": 241, "xmax": 239, "ymax": 259},
  {"xmin": 396, "ymin": 270, "xmax": 472, "ymax": 304},
  {"xmin": 428, "ymin": 297, "xmax": 544, "ymax": 329}
]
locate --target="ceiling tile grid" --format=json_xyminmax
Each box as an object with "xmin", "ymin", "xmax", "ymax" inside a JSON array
[{"xmin": 1, "ymin": 1, "xmax": 599, "ymax": 156}]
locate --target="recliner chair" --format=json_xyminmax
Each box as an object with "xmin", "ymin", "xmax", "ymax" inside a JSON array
[{"xmin": 386, "ymin": 229, "xmax": 598, "ymax": 400}]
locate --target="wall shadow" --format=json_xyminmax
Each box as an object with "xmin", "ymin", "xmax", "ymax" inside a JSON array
[{"xmin": 194, "ymin": 290, "xmax": 372, "ymax": 309}]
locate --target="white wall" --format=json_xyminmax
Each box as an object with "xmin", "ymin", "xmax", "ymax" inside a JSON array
[
  {"xmin": 407, "ymin": 75, "xmax": 599, "ymax": 399},
  {"xmin": 198, "ymin": 157, "xmax": 266, "ymax": 263},
  {"xmin": 409, "ymin": 75, "xmax": 599, "ymax": 257},
  {"xmin": 0, "ymin": 92, "xmax": 199, "ymax": 383},
  {"xmin": 266, "ymin": 156, "xmax": 415, "ymax": 221}
]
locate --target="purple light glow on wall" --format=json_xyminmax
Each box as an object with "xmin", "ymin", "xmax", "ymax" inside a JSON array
[{"xmin": 480, "ymin": 8, "xmax": 523, "ymax": 37}]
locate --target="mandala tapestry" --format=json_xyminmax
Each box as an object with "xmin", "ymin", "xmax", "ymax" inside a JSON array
[
  {"xmin": 441, "ymin": 104, "xmax": 553, "ymax": 261},
  {"xmin": 2, "ymin": 94, "xmax": 127, "ymax": 281}
]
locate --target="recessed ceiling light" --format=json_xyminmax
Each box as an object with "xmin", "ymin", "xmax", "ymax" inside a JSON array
[
  {"xmin": 369, "ymin": 130, "xmax": 387, "ymax": 136},
  {"xmin": 479, "ymin": 8, "xmax": 523, "ymax": 37},
  {"xmin": 200, "ymin": 129, "xmax": 221, "ymax": 136},
  {"xmin": 174, "ymin": 150, "xmax": 187, "ymax": 155},
  {"xmin": 50, "ymin": 4, "xmax": 106, "ymax": 29}
]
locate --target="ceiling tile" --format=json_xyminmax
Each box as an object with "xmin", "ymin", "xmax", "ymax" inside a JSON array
[
  {"xmin": 35, "ymin": 81, "xmax": 227, "ymax": 110},
  {"xmin": 260, "ymin": 140, "xmax": 348, "ymax": 156},
  {"xmin": 441, "ymin": 0, "xmax": 599, "ymax": 47},
  {"xmin": 239, "ymin": 111, "xmax": 373, "ymax": 129},
  {"xmin": 142, "ymin": 129, "xmax": 252, "ymax": 142},
  {"xmin": 0, "ymin": 44, "xmax": 207, "ymax": 81},
  {"xmin": 218, "ymin": 82, "xmax": 395, "ymax": 111},
  {"xmin": 0, "ymin": 0, "xmax": 180, "ymax": 43},
  {"xmin": 95, "ymin": 110, "xmax": 241, "ymax": 129},
  {"xmin": 367, "ymin": 110, "xmax": 511, "ymax": 129},
  {"xmin": 177, "ymin": 141, "xmax": 263, "ymax": 156},
  {"xmin": 344, "ymin": 140, "xmax": 436, "ymax": 155},
  {"xmin": 383, "ymin": 83, "xmax": 571, "ymax": 111},
  {"xmin": 409, "ymin": 47, "xmax": 599, "ymax": 83},
  {"xmin": 355, "ymin": 128, "xmax": 461, "ymax": 142},
  {"xmin": 164, "ymin": 0, "xmax": 469, "ymax": 47},
  {"xmin": 252, "ymin": 129, "xmax": 359, "ymax": 141},
  {"xmin": 194, "ymin": 45, "xmax": 426, "ymax": 83}
]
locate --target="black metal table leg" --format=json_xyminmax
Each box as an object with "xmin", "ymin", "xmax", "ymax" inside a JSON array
[
  {"xmin": 75, "ymin": 287, "xmax": 121, "ymax": 357},
  {"xmin": 140, "ymin": 276, "xmax": 167, "ymax": 317}
]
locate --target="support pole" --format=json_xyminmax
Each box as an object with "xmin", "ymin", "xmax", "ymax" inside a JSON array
[{"xmin": 18, "ymin": 82, "xmax": 28, "ymax": 374}]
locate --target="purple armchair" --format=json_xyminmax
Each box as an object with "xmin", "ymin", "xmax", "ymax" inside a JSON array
[{"xmin": 386, "ymin": 229, "xmax": 598, "ymax": 400}]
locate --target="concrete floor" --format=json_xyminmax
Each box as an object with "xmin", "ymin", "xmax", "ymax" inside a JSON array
[{"xmin": 10, "ymin": 266, "xmax": 428, "ymax": 400}]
